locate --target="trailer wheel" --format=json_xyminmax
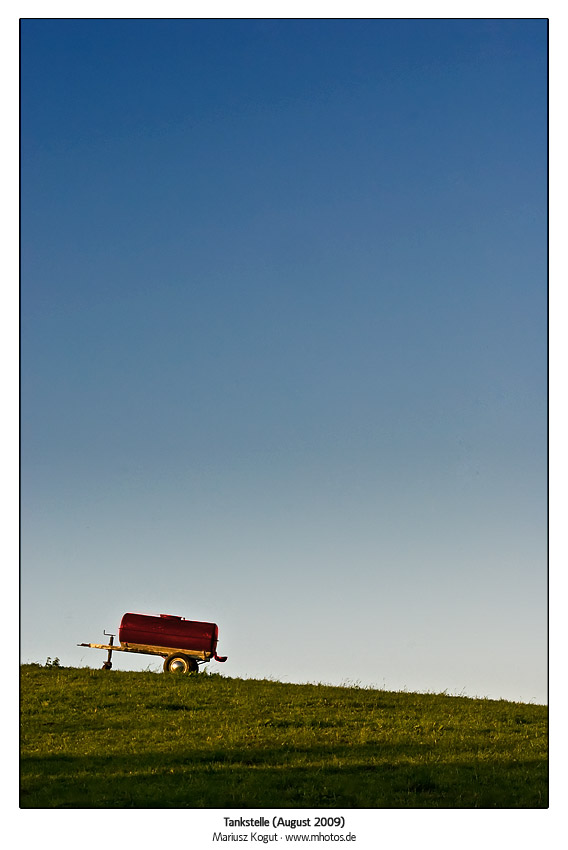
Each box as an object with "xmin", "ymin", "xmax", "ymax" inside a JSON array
[{"xmin": 163, "ymin": 654, "xmax": 198, "ymax": 674}]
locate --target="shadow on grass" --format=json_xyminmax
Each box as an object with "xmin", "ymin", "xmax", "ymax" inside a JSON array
[{"xmin": 20, "ymin": 743, "xmax": 548, "ymax": 809}]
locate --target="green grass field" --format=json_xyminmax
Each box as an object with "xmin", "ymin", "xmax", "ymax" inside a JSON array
[{"xmin": 20, "ymin": 664, "xmax": 547, "ymax": 809}]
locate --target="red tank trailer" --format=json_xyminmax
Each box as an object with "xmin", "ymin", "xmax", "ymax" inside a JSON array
[{"xmin": 79, "ymin": 612, "xmax": 228, "ymax": 673}]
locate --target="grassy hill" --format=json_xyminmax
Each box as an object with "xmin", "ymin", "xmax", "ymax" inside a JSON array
[{"xmin": 20, "ymin": 664, "xmax": 547, "ymax": 808}]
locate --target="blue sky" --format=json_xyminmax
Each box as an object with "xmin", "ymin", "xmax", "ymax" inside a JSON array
[{"xmin": 20, "ymin": 19, "xmax": 547, "ymax": 702}]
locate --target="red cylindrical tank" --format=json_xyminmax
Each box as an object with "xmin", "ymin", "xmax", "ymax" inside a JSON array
[{"xmin": 119, "ymin": 612, "xmax": 219, "ymax": 655}]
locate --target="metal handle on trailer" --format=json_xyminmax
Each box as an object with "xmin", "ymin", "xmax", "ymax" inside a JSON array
[{"xmin": 102, "ymin": 631, "xmax": 115, "ymax": 669}]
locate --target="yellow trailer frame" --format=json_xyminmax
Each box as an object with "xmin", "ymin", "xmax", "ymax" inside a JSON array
[{"xmin": 78, "ymin": 631, "xmax": 213, "ymax": 672}]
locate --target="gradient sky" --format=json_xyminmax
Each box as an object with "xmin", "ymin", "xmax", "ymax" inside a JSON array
[{"xmin": 20, "ymin": 19, "xmax": 547, "ymax": 703}]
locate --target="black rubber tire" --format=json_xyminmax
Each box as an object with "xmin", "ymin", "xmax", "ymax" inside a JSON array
[{"xmin": 163, "ymin": 654, "xmax": 198, "ymax": 674}]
